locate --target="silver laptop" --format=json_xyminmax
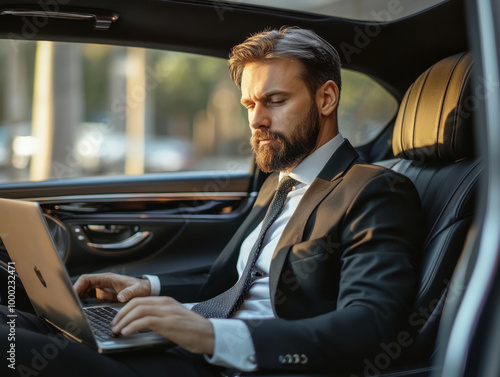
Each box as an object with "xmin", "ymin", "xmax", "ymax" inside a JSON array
[{"xmin": 0, "ymin": 198, "xmax": 172, "ymax": 353}]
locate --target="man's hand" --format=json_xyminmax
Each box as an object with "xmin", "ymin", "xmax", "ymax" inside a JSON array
[
  {"xmin": 74, "ymin": 273, "xmax": 151, "ymax": 303},
  {"xmin": 111, "ymin": 296, "xmax": 215, "ymax": 355}
]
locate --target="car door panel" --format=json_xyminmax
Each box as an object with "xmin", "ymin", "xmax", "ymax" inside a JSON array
[{"xmin": 0, "ymin": 171, "xmax": 256, "ymax": 305}]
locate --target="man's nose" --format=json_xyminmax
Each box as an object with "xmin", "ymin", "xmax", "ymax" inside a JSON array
[{"xmin": 249, "ymin": 104, "xmax": 271, "ymax": 130}]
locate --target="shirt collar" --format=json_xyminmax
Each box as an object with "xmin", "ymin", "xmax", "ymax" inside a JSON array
[{"xmin": 279, "ymin": 133, "xmax": 345, "ymax": 185}]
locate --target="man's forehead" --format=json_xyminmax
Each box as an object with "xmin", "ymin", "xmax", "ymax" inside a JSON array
[{"xmin": 240, "ymin": 59, "xmax": 304, "ymax": 96}]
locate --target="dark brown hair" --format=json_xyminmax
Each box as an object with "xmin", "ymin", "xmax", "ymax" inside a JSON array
[{"xmin": 228, "ymin": 26, "xmax": 342, "ymax": 97}]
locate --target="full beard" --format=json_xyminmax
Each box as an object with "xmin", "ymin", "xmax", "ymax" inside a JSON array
[{"xmin": 250, "ymin": 104, "xmax": 320, "ymax": 173}]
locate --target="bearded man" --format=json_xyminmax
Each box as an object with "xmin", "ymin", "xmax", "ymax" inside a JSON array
[{"xmin": 0, "ymin": 27, "xmax": 422, "ymax": 376}]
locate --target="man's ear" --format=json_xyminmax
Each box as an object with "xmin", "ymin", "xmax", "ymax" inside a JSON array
[{"xmin": 316, "ymin": 80, "xmax": 339, "ymax": 117}]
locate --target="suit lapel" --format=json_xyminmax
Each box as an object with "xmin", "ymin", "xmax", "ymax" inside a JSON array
[{"xmin": 268, "ymin": 140, "xmax": 360, "ymax": 303}]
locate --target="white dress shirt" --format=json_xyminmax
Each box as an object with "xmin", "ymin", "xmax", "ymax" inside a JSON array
[{"xmin": 146, "ymin": 133, "xmax": 344, "ymax": 371}]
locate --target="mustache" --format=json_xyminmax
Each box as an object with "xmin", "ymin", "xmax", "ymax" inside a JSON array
[{"xmin": 251, "ymin": 130, "xmax": 284, "ymax": 145}]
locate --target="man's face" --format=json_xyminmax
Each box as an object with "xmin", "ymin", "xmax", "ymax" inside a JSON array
[{"xmin": 240, "ymin": 59, "xmax": 320, "ymax": 173}]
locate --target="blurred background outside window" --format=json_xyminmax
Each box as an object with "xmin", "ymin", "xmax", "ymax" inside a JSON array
[{"xmin": 0, "ymin": 40, "xmax": 396, "ymax": 182}]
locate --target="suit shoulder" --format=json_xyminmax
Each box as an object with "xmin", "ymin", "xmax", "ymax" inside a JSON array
[
  {"xmin": 344, "ymin": 161, "xmax": 418, "ymax": 198},
  {"xmin": 347, "ymin": 160, "xmax": 409, "ymax": 181}
]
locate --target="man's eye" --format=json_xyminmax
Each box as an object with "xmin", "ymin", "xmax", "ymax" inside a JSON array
[{"xmin": 270, "ymin": 100, "xmax": 285, "ymax": 105}]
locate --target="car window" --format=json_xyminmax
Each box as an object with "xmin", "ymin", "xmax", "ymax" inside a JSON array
[
  {"xmin": 0, "ymin": 41, "xmax": 396, "ymax": 183},
  {"xmin": 338, "ymin": 69, "xmax": 398, "ymax": 146},
  {"xmin": 0, "ymin": 41, "xmax": 252, "ymax": 182}
]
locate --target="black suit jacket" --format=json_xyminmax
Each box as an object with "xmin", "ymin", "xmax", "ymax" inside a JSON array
[{"xmin": 159, "ymin": 140, "xmax": 422, "ymax": 373}]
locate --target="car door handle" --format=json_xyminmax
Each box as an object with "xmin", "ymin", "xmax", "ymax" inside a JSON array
[{"xmin": 87, "ymin": 231, "xmax": 150, "ymax": 250}]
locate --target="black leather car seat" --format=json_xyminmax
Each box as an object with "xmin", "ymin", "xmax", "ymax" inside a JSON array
[{"xmin": 378, "ymin": 51, "xmax": 482, "ymax": 367}]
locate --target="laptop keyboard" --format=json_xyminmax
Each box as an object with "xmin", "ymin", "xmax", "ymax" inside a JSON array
[{"xmin": 84, "ymin": 306, "xmax": 119, "ymax": 340}]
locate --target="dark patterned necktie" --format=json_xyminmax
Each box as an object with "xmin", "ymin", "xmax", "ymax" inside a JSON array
[{"xmin": 191, "ymin": 176, "xmax": 298, "ymax": 318}]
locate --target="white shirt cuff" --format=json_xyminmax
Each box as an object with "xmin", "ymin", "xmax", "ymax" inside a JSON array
[
  {"xmin": 204, "ymin": 319, "xmax": 258, "ymax": 372},
  {"xmin": 141, "ymin": 274, "xmax": 161, "ymax": 296}
]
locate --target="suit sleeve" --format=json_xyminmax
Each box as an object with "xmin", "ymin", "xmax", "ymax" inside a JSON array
[{"xmin": 245, "ymin": 170, "xmax": 423, "ymax": 373}]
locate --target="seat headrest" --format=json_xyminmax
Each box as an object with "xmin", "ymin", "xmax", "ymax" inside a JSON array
[{"xmin": 392, "ymin": 52, "xmax": 474, "ymax": 163}]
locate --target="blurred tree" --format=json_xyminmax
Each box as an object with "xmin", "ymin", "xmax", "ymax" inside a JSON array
[
  {"xmin": 125, "ymin": 47, "xmax": 146, "ymax": 175},
  {"xmin": 153, "ymin": 52, "xmax": 224, "ymax": 138},
  {"xmin": 152, "ymin": 51, "xmax": 247, "ymax": 158},
  {"xmin": 31, "ymin": 42, "xmax": 83, "ymax": 180}
]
